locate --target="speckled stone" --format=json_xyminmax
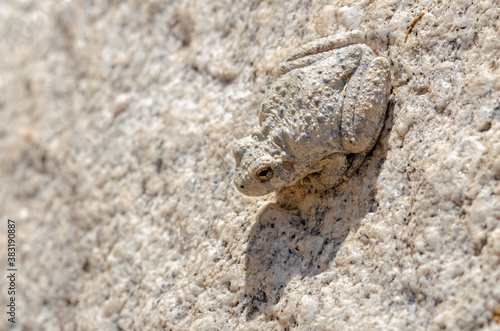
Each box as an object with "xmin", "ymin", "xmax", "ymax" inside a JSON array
[{"xmin": 0, "ymin": 1, "xmax": 499, "ymax": 330}]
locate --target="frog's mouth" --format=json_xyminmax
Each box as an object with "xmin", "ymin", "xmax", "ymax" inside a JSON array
[{"xmin": 233, "ymin": 173, "xmax": 273, "ymax": 196}]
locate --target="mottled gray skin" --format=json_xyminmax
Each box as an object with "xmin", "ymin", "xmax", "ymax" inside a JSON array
[{"xmin": 233, "ymin": 31, "xmax": 391, "ymax": 196}]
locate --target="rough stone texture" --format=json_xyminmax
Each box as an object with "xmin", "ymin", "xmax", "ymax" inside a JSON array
[{"xmin": 0, "ymin": 0, "xmax": 499, "ymax": 330}]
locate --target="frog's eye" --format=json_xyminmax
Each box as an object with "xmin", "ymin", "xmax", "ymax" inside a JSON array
[{"xmin": 256, "ymin": 167, "xmax": 273, "ymax": 181}]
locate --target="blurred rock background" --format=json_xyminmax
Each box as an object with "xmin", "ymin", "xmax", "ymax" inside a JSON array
[{"xmin": 0, "ymin": 0, "xmax": 499, "ymax": 329}]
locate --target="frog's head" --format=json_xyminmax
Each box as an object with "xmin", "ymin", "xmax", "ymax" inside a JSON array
[{"xmin": 233, "ymin": 133, "xmax": 298, "ymax": 196}]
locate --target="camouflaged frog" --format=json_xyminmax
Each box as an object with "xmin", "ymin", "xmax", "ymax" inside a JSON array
[{"xmin": 233, "ymin": 31, "xmax": 391, "ymax": 196}]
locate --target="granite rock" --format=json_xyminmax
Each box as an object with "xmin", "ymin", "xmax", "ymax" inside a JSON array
[{"xmin": 0, "ymin": 0, "xmax": 499, "ymax": 330}]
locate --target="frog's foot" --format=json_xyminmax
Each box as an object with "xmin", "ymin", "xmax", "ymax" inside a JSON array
[
  {"xmin": 276, "ymin": 31, "xmax": 364, "ymax": 76},
  {"xmin": 341, "ymin": 49, "xmax": 391, "ymax": 153}
]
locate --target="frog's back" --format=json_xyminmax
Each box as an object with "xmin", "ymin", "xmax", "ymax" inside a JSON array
[{"xmin": 262, "ymin": 74, "xmax": 348, "ymax": 157}]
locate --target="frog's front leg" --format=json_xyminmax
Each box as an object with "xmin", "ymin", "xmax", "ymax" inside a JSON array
[
  {"xmin": 341, "ymin": 46, "xmax": 391, "ymax": 154},
  {"xmin": 319, "ymin": 153, "xmax": 349, "ymax": 188},
  {"xmin": 302, "ymin": 154, "xmax": 349, "ymax": 190},
  {"xmin": 276, "ymin": 31, "xmax": 364, "ymax": 76}
]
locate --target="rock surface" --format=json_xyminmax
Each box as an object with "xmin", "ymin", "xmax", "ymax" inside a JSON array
[{"xmin": 0, "ymin": 0, "xmax": 499, "ymax": 330}]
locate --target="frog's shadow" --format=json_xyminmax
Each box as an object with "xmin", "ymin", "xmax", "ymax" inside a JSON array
[{"xmin": 243, "ymin": 99, "xmax": 394, "ymax": 321}]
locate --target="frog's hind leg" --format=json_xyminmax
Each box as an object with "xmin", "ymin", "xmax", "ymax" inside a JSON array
[
  {"xmin": 341, "ymin": 47, "xmax": 391, "ymax": 153},
  {"xmin": 276, "ymin": 31, "xmax": 364, "ymax": 76}
]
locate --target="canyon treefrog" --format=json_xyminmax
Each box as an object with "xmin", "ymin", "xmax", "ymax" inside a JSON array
[{"xmin": 233, "ymin": 31, "xmax": 391, "ymax": 196}]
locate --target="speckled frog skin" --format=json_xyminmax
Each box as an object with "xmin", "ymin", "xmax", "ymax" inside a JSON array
[{"xmin": 233, "ymin": 31, "xmax": 391, "ymax": 196}]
